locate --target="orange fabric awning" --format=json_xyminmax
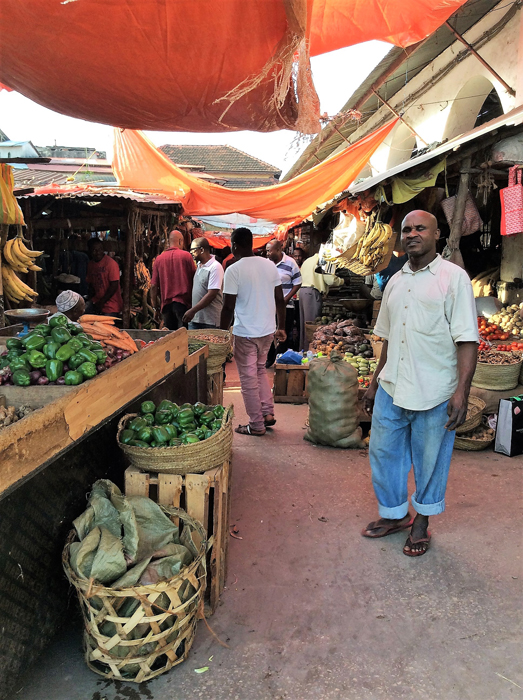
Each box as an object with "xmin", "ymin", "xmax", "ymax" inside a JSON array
[
  {"xmin": 113, "ymin": 120, "xmax": 398, "ymax": 224},
  {"xmin": 0, "ymin": 1, "xmax": 466, "ymax": 133}
]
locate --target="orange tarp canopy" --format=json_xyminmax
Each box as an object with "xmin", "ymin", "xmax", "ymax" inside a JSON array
[
  {"xmin": 113, "ymin": 120, "xmax": 398, "ymax": 224},
  {"xmin": 0, "ymin": 1, "xmax": 466, "ymax": 133}
]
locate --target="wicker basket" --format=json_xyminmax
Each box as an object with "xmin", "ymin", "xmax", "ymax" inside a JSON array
[
  {"xmin": 454, "ymin": 432, "xmax": 494, "ymax": 451},
  {"xmin": 471, "ymin": 355, "xmax": 522, "ymax": 391},
  {"xmin": 63, "ymin": 507, "xmax": 207, "ymax": 683},
  {"xmin": 455, "ymin": 396, "xmax": 486, "ymax": 435},
  {"xmin": 117, "ymin": 405, "xmax": 234, "ymax": 474},
  {"xmin": 187, "ymin": 329, "xmax": 231, "ymax": 374}
]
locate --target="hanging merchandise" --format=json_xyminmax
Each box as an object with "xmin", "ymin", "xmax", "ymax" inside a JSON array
[
  {"xmin": 441, "ymin": 191, "xmax": 484, "ymax": 238},
  {"xmin": 500, "ymin": 166, "xmax": 523, "ymax": 236},
  {"xmin": 391, "ymin": 159, "xmax": 447, "ymax": 204},
  {"xmin": 113, "ymin": 121, "xmax": 398, "ymax": 225},
  {"xmin": 0, "ymin": 165, "xmax": 25, "ymax": 225}
]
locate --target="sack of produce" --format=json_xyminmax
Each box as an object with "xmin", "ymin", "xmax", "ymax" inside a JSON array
[
  {"xmin": 63, "ymin": 480, "xmax": 206, "ymax": 683},
  {"xmin": 305, "ymin": 351, "xmax": 364, "ymax": 448}
]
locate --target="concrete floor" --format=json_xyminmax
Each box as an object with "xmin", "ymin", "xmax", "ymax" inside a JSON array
[{"xmin": 14, "ymin": 366, "xmax": 523, "ymax": 700}]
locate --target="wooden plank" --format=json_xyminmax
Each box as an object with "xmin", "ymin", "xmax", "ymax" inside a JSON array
[
  {"xmin": 207, "ymin": 370, "xmax": 224, "ymax": 405},
  {"xmin": 0, "ymin": 385, "xmax": 76, "ymax": 410},
  {"xmin": 274, "ymin": 395, "xmax": 308, "ymax": 404},
  {"xmin": 157, "ymin": 473, "xmax": 183, "ymax": 508},
  {"xmin": 124, "ymin": 465, "xmax": 150, "ymax": 498},
  {"xmin": 184, "ymin": 345, "xmax": 208, "ymax": 372},
  {"xmin": 185, "ymin": 473, "xmax": 210, "ymax": 551},
  {"xmin": 275, "ymin": 363, "xmax": 309, "ymax": 370},
  {"xmin": 287, "ymin": 369, "xmax": 305, "ymax": 396},
  {"xmin": 0, "ymin": 329, "xmax": 189, "ymax": 495},
  {"xmin": 273, "ymin": 368, "xmax": 288, "ymax": 397}
]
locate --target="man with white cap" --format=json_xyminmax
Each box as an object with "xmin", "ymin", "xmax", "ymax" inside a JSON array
[{"xmin": 48, "ymin": 290, "xmax": 86, "ymax": 327}]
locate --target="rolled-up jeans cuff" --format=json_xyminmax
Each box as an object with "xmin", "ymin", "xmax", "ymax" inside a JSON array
[
  {"xmin": 411, "ymin": 496, "xmax": 445, "ymax": 516},
  {"xmin": 378, "ymin": 501, "xmax": 409, "ymax": 519}
]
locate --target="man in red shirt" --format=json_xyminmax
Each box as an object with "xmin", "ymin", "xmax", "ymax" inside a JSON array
[
  {"xmin": 86, "ymin": 238, "xmax": 123, "ymax": 316},
  {"xmin": 151, "ymin": 230, "xmax": 195, "ymax": 330}
]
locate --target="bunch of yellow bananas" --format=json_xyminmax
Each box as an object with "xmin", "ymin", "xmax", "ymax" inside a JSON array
[
  {"xmin": 2, "ymin": 236, "xmax": 43, "ymax": 303},
  {"xmin": 354, "ymin": 222, "xmax": 393, "ymax": 270}
]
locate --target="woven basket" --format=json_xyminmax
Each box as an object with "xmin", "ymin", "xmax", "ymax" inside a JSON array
[
  {"xmin": 454, "ymin": 433, "xmax": 494, "ymax": 451},
  {"xmin": 62, "ymin": 507, "xmax": 207, "ymax": 683},
  {"xmin": 455, "ymin": 396, "xmax": 486, "ymax": 435},
  {"xmin": 117, "ymin": 405, "xmax": 234, "ymax": 474},
  {"xmin": 187, "ymin": 329, "xmax": 231, "ymax": 374},
  {"xmin": 471, "ymin": 355, "xmax": 522, "ymax": 391}
]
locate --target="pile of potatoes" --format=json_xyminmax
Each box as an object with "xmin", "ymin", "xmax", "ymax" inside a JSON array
[
  {"xmin": 488, "ymin": 304, "xmax": 523, "ymax": 337},
  {"xmin": 0, "ymin": 404, "xmax": 33, "ymax": 429}
]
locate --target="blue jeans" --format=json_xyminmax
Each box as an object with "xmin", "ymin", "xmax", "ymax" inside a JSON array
[
  {"xmin": 188, "ymin": 322, "xmax": 216, "ymax": 330},
  {"xmin": 369, "ymin": 385, "xmax": 455, "ymax": 518}
]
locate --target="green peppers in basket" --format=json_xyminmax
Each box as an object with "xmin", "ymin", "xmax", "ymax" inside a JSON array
[
  {"xmin": 140, "ymin": 400, "xmax": 156, "ymax": 415},
  {"xmin": 151, "ymin": 426, "xmax": 171, "ymax": 444},
  {"xmin": 155, "ymin": 409, "xmax": 172, "ymax": 425},
  {"xmin": 213, "ymin": 405, "xmax": 225, "ymax": 419}
]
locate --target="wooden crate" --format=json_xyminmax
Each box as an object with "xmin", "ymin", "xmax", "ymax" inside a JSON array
[
  {"xmin": 273, "ymin": 363, "xmax": 309, "ymax": 404},
  {"xmin": 207, "ymin": 370, "xmax": 224, "ymax": 406},
  {"xmin": 124, "ymin": 460, "xmax": 232, "ymax": 616}
]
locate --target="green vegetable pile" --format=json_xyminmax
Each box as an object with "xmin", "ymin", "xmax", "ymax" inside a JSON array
[
  {"xmin": 0, "ymin": 313, "xmax": 107, "ymax": 387},
  {"xmin": 121, "ymin": 400, "xmax": 225, "ymax": 448}
]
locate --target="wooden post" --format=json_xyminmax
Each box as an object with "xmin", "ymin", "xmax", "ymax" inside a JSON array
[
  {"xmin": 122, "ymin": 207, "xmax": 135, "ymax": 329},
  {"xmin": 0, "ymin": 224, "xmax": 7, "ymax": 327},
  {"xmin": 500, "ymin": 233, "xmax": 523, "ymax": 282},
  {"xmin": 23, "ymin": 201, "xmax": 37, "ymax": 294},
  {"xmin": 446, "ymin": 156, "xmax": 472, "ymax": 268}
]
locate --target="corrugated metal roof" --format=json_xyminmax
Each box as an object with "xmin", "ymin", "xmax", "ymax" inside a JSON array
[
  {"xmin": 16, "ymin": 184, "xmax": 181, "ymax": 205},
  {"xmin": 13, "ymin": 169, "xmax": 116, "ymax": 188}
]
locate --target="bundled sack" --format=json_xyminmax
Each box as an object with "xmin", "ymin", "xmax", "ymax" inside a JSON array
[{"xmin": 305, "ymin": 351, "xmax": 364, "ymax": 448}]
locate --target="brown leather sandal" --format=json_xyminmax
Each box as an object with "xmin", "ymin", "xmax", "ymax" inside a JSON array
[{"xmin": 235, "ymin": 424, "xmax": 266, "ymax": 436}]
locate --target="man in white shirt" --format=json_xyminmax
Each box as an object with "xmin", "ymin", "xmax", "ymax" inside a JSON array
[
  {"xmin": 220, "ymin": 228, "xmax": 286, "ymax": 436},
  {"xmin": 362, "ymin": 210, "xmax": 479, "ymax": 557},
  {"xmin": 183, "ymin": 237, "xmax": 224, "ymax": 329},
  {"xmin": 298, "ymin": 252, "xmax": 344, "ymax": 350}
]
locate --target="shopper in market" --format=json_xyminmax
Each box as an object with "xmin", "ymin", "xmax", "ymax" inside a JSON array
[
  {"xmin": 298, "ymin": 252, "xmax": 344, "ymax": 351},
  {"xmin": 362, "ymin": 210, "xmax": 479, "ymax": 556},
  {"xmin": 220, "ymin": 227, "xmax": 286, "ymax": 436},
  {"xmin": 151, "ymin": 229, "xmax": 195, "ymax": 330},
  {"xmin": 85, "ymin": 238, "xmax": 123, "ymax": 317},
  {"xmin": 266, "ymin": 239, "xmax": 302, "ymax": 365},
  {"xmin": 183, "ymin": 237, "xmax": 224, "ymax": 329},
  {"xmin": 48, "ymin": 290, "xmax": 86, "ymax": 327}
]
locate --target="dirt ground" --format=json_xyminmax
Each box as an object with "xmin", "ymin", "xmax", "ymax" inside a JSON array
[{"xmin": 14, "ymin": 364, "xmax": 523, "ymax": 700}]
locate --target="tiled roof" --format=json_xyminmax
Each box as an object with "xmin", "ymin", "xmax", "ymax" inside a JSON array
[
  {"xmin": 160, "ymin": 144, "xmax": 281, "ymax": 176},
  {"xmin": 223, "ymin": 178, "xmax": 279, "ymax": 189}
]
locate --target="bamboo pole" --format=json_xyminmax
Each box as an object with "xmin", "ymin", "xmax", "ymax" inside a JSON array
[
  {"xmin": 0, "ymin": 224, "xmax": 7, "ymax": 327},
  {"xmin": 446, "ymin": 156, "xmax": 472, "ymax": 268}
]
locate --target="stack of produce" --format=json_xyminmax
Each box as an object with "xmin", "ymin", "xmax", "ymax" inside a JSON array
[
  {"xmin": 120, "ymin": 399, "xmax": 226, "ymax": 447},
  {"xmin": 0, "ymin": 314, "xmax": 131, "ymax": 386},
  {"xmin": 79, "ymin": 315, "xmax": 138, "ymax": 354},
  {"xmin": 477, "ymin": 349, "xmax": 521, "ymax": 365},
  {"xmin": 485, "ymin": 304, "xmax": 523, "ymax": 337},
  {"xmin": 130, "ymin": 289, "xmax": 158, "ymax": 330},
  {"xmin": 0, "ymin": 404, "xmax": 33, "ymax": 429},
  {"xmin": 1, "ymin": 235, "xmax": 42, "ymax": 304},
  {"xmin": 477, "ymin": 316, "xmax": 511, "ymax": 344},
  {"xmin": 314, "ymin": 310, "xmax": 366, "ymax": 326},
  {"xmin": 310, "ymin": 320, "xmax": 373, "ymax": 359},
  {"xmin": 343, "ymin": 354, "xmax": 378, "ymax": 387}
]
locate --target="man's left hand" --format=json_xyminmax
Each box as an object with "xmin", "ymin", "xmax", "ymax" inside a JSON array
[
  {"xmin": 445, "ymin": 389, "xmax": 468, "ymax": 430},
  {"xmin": 182, "ymin": 309, "xmax": 195, "ymax": 324},
  {"xmin": 275, "ymin": 329, "xmax": 287, "ymax": 343}
]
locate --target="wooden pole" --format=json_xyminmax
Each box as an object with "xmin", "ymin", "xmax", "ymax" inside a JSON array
[
  {"xmin": 371, "ymin": 89, "xmax": 428, "ymax": 146},
  {"xmin": 122, "ymin": 207, "xmax": 135, "ymax": 329},
  {"xmin": 0, "ymin": 224, "xmax": 7, "ymax": 327},
  {"xmin": 23, "ymin": 201, "xmax": 37, "ymax": 294}
]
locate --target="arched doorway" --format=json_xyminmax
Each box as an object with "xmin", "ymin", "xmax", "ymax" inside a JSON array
[{"xmin": 443, "ymin": 76, "xmax": 502, "ymax": 140}]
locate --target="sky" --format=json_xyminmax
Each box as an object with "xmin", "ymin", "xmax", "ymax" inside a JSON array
[{"xmin": 0, "ymin": 41, "xmax": 391, "ymax": 178}]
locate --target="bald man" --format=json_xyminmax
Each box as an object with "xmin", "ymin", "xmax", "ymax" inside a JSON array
[
  {"xmin": 151, "ymin": 230, "xmax": 195, "ymax": 330},
  {"xmin": 362, "ymin": 210, "xmax": 479, "ymax": 556}
]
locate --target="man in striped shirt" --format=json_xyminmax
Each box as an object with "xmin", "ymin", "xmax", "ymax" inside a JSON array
[{"xmin": 266, "ymin": 240, "xmax": 302, "ymax": 365}]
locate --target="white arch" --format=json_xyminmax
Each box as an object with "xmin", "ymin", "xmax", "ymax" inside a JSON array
[
  {"xmin": 386, "ymin": 122, "xmax": 416, "ymax": 169},
  {"xmin": 443, "ymin": 75, "xmax": 501, "ymax": 141}
]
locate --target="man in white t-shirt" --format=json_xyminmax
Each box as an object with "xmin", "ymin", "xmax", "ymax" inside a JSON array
[{"xmin": 220, "ymin": 227, "xmax": 286, "ymax": 436}]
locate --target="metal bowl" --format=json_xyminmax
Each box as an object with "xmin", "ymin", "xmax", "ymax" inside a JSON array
[
  {"xmin": 338, "ymin": 298, "xmax": 372, "ymax": 312},
  {"xmin": 5, "ymin": 308, "xmax": 50, "ymax": 324}
]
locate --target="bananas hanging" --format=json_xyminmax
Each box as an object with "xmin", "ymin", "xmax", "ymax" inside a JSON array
[
  {"xmin": 354, "ymin": 221, "xmax": 393, "ymax": 270},
  {"xmin": 1, "ymin": 236, "xmax": 43, "ymax": 303}
]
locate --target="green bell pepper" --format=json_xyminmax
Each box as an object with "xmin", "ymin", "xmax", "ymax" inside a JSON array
[
  {"xmin": 150, "ymin": 441, "xmax": 158, "ymax": 447},
  {"xmin": 6, "ymin": 349, "xmax": 23, "ymax": 361},
  {"xmin": 89, "ymin": 341, "xmax": 104, "ymax": 351},
  {"xmin": 93, "ymin": 350, "xmax": 107, "ymax": 365},
  {"xmin": 182, "ymin": 433, "xmax": 200, "ymax": 444},
  {"xmin": 78, "ymin": 361, "xmax": 97, "ymax": 379},
  {"xmin": 142, "ymin": 413, "xmax": 155, "ymax": 426},
  {"xmin": 0, "ymin": 357, "xmax": 9, "ymax": 370},
  {"xmin": 43, "ymin": 341, "xmax": 61, "ymax": 360},
  {"xmin": 129, "ymin": 439, "xmax": 150, "ymax": 448},
  {"xmin": 158, "ymin": 399, "xmax": 174, "ymax": 412},
  {"xmin": 45, "ymin": 359, "xmax": 63, "ymax": 382},
  {"xmin": 12, "ymin": 369, "xmax": 31, "ymax": 386},
  {"xmin": 213, "ymin": 405, "xmax": 225, "ymax": 419},
  {"xmin": 180, "ymin": 403, "xmax": 193, "ymax": 411},
  {"xmin": 155, "ymin": 409, "xmax": 172, "ymax": 425},
  {"xmin": 67, "ymin": 323, "xmax": 80, "ymax": 335},
  {"xmin": 27, "ymin": 350, "xmax": 47, "ymax": 369},
  {"xmin": 5, "ymin": 337, "xmax": 23, "ymax": 351},
  {"xmin": 200, "ymin": 410, "xmax": 216, "ymax": 427},
  {"xmin": 178, "ymin": 407, "xmax": 195, "ymax": 427},
  {"xmin": 129, "ymin": 417, "xmax": 147, "ymax": 432},
  {"xmin": 79, "ymin": 337, "xmax": 93, "ymax": 348},
  {"xmin": 163, "ymin": 424, "xmax": 178, "ymax": 439},
  {"xmin": 182, "ymin": 422, "xmax": 197, "ymax": 432},
  {"xmin": 48, "ymin": 314, "xmax": 68, "ymax": 328},
  {"xmin": 67, "ymin": 353, "xmax": 85, "ymax": 370},
  {"xmin": 22, "ymin": 333, "xmax": 46, "ymax": 351},
  {"xmin": 193, "ymin": 402, "xmax": 206, "ymax": 417},
  {"xmin": 51, "ymin": 327, "xmax": 72, "ymax": 345},
  {"xmin": 170, "ymin": 420, "xmax": 182, "ymax": 432},
  {"xmin": 211, "ymin": 419, "xmax": 222, "ymax": 431},
  {"xmin": 170, "ymin": 403, "xmax": 179, "ymax": 419},
  {"xmin": 137, "ymin": 426, "xmax": 153, "ymax": 443},
  {"xmin": 141, "ymin": 400, "xmax": 156, "ymax": 415},
  {"xmin": 9, "ymin": 357, "xmax": 30, "ymax": 372},
  {"xmin": 151, "ymin": 426, "xmax": 170, "ymax": 444},
  {"xmin": 120, "ymin": 429, "xmax": 135, "ymax": 445},
  {"xmin": 64, "ymin": 370, "xmax": 84, "ymax": 385},
  {"xmin": 195, "ymin": 427, "xmax": 207, "ymax": 441},
  {"xmin": 76, "ymin": 348, "xmax": 97, "ymax": 364},
  {"xmin": 56, "ymin": 344, "xmax": 76, "ymax": 362},
  {"xmin": 66, "ymin": 338, "xmax": 83, "ymax": 353},
  {"xmin": 34, "ymin": 324, "xmax": 52, "ymax": 337},
  {"xmin": 169, "ymin": 438, "xmax": 183, "ymax": 446},
  {"xmin": 204, "ymin": 429, "xmax": 213, "ymax": 440}
]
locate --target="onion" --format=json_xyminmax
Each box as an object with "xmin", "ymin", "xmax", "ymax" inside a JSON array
[
  {"xmin": 115, "ymin": 350, "xmax": 124, "ymax": 359},
  {"xmin": 56, "ymin": 377, "xmax": 66, "ymax": 385},
  {"xmin": 48, "ymin": 380, "xmax": 56, "ymax": 385},
  {"xmin": 63, "ymin": 363, "xmax": 70, "ymax": 372},
  {"xmin": 37, "ymin": 376, "xmax": 50, "ymax": 385},
  {"xmin": 29, "ymin": 370, "xmax": 42, "ymax": 385},
  {"xmin": 96, "ymin": 364, "xmax": 105, "ymax": 373},
  {"xmin": 1, "ymin": 351, "xmax": 8, "ymax": 357},
  {"xmin": 4, "ymin": 378, "xmax": 13, "ymax": 385},
  {"xmin": 121, "ymin": 351, "xmax": 130, "ymax": 359}
]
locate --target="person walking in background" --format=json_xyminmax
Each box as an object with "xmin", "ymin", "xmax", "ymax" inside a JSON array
[
  {"xmin": 266, "ymin": 239, "xmax": 302, "ymax": 366},
  {"xmin": 292, "ymin": 248, "xmax": 307, "ymax": 358},
  {"xmin": 298, "ymin": 252, "xmax": 343, "ymax": 351},
  {"xmin": 362, "ymin": 210, "xmax": 479, "ymax": 556},
  {"xmin": 220, "ymin": 228, "xmax": 286, "ymax": 436},
  {"xmin": 183, "ymin": 237, "xmax": 224, "ymax": 329},
  {"xmin": 151, "ymin": 230, "xmax": 195, "ymax": 330},
  {"xmin": 85, "ymin": 238, "xmax": 123, "ymax": 317}
]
